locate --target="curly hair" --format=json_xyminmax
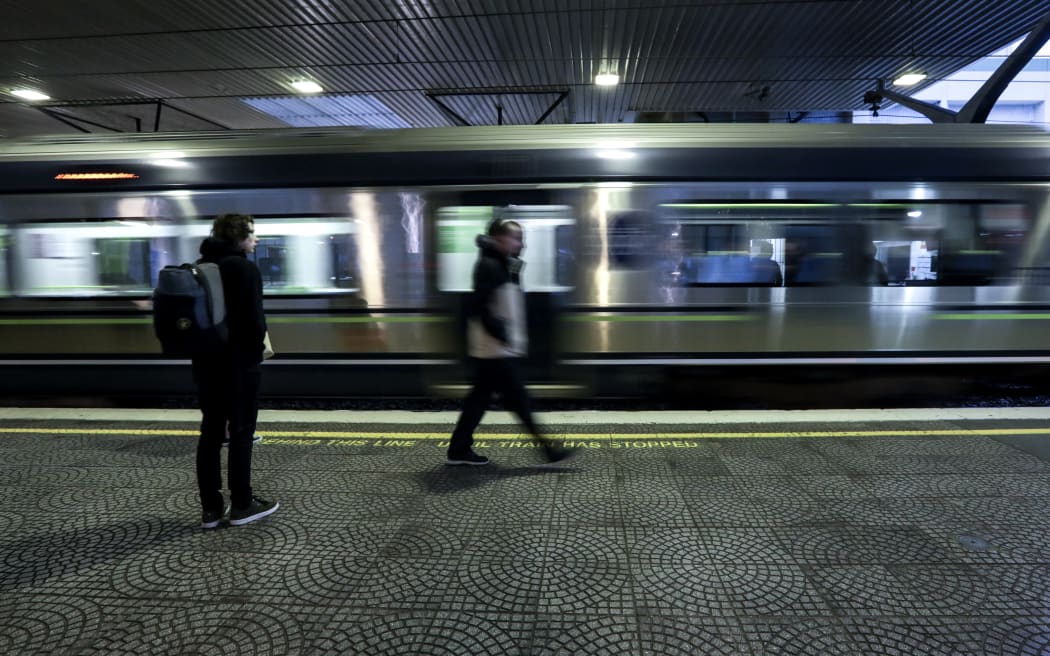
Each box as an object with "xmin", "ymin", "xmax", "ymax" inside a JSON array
[{"xmin": 210, "ymin": 213, "xmax": 254, "ymax": 242}]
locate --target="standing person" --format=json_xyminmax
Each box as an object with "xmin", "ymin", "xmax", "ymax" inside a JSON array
[
  {"xmin": 749, "ymin": 240, "xmax": 783, "ymax": 286},
  {"xmin": 194, "ymin": 213, "xmax": 279, "ymax": 528},
  {"xmin": 447, "ymin": 218, "xmax": 576, "ymax": 467}
]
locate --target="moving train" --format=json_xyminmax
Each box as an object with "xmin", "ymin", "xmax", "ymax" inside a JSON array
[{"xmin": 0, "ymin": 123, "xmax": 1049, "ymax": 403}]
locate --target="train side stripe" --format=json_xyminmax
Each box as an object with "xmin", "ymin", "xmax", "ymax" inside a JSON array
[
  {"xmin": 0, "ymin": 316, "xmax": 446, "ymax": 325},
  {"xmin": 933, "ymin": 313, "xmax": 1050, "ymax": 320},
  {"xmin": 3, "ymin": 313, "xmax": 1050, "ymax": 326},
  {"xmin": 1, "ymin": 427, "xmax": 1049, "ymax": 440}
]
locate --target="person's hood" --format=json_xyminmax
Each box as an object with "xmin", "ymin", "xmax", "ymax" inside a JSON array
[
  {"xmin": 475, "ymin": 234, "xmax": 502, "ymax": 256},
  {"xmin": 476, "ymin": 234, "xmax": 524, "ymax": 273},
  {"xmin": 199, "ymin": 236, "xmax": 244, "ymax": 262},
  {"xmin": 476, "ymin": 234, "xmax": 522, "ymax": 259}
]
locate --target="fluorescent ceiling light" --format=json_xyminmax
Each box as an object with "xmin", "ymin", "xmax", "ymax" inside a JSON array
[
  {"xmin": 893, "ymin": 73, "xmax": 927, "ymax": 86},
  {"xmin": 11, "ymin": 89, "xmax": 50, "ymax": 101},
  {"xmin": 291, "ymin": 80, "xmax": 324, "ymax": 94},
  {"xmin": 594, "ymin": 73, "xmax": 620, "ymax": 86},
  {"xmin": 907, "ymin": 210, "xmax": 923, "ymax": 218}
]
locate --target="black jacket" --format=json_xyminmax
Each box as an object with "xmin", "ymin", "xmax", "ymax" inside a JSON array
[
  {"xmin": 198, "ymin": 237, "xmax": 267, "ymax": 366},
  {"xmin": 467, "ymin": 235, "xmax": 527, "ymax": 357}
]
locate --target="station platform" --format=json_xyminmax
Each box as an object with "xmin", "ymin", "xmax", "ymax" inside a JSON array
[{"xmin": 2, "ymin": 407, "xmax": 1050, "ymax": 655}]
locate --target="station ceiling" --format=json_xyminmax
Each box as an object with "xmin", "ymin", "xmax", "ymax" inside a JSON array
[{"xmin": 1, "ymin": 1, "xmax": 1048, "ymax": 137}]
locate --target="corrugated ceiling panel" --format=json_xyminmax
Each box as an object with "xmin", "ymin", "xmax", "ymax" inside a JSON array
[
  {"xmin": 4, "ymin": 24, "xmax": 401, "ymax": 78},
  {"xmin": 1, "ymin": 0, "xmax": 1048, "ymax": 133}
]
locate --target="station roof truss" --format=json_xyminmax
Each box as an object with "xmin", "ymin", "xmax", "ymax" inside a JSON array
[{"xmin": 0, "ymin": 0, "xmax": 1048, "ymax": 136}]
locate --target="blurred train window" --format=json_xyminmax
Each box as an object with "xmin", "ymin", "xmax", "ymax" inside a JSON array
[
  {"xmin": 15, "ymin": 221, "xmax": 178, "ymax": 296},
  {"xmin": 436, "ymin": 206, "xmax": 492, "ymax": 292},
  {"xmin": 940, "ymin": 203, "xmax": 1028, "ymax": 285},
  {"xmin": 246, "ymin": 218, "xmax": 359, "ymax": 294},
  {"xmin": 252, "ymin": 237, "xmax": 288, "ymax": 288},
  {"xmin": 328, "ymin": 233, "xmax": 359, "ymax": 289},
  {"xmin": 676, "ymin": 223, "xmax": 763, "ymax": 286},
  {"xmin": 555, "ymin": 225, "xmax": 576, "ymax": 287},
  {"xmin": 663, "ymin": 200, "xmax": 1029, "ymax": 287},
  {"xmin": 97, "ymin": 238, "xmax": 151, "ymax": 288},
  {"xmin": 0, "ymin": 232, "xmax": 10, "ymax": 296},
  {"xmin": 436, "ymin": 205, "xmax": 575, "ymax": 292},
  {"xmin": 663, "ymin": 202, "xmax": 827, "ymax": 286},
  {"xmin": 608, "ymin": 211, "xmax": 651, "ymax": 269}
]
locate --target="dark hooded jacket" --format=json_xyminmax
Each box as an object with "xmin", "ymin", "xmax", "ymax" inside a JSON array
[
  {"xmin": 198, "ymin": 237, "xmax": 267, "ymax": 366},
  {"xmin": 467, "ymin": 235, "xmax": 527, "ymax": 358}
]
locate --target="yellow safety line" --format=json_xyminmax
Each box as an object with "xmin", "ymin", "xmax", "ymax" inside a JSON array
[{"xmin": 2, "ymin": 427, "xmax": 1050, "ymax": 440}]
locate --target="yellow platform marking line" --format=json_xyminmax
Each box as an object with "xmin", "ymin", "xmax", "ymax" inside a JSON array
[{"xmin": 2, "ymin": 427, "xmax": 1050, "ymax": 440}]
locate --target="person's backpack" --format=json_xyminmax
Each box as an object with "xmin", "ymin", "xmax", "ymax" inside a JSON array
[{"xmin": 152, "ymin": 262, "xmax": 228, "ymax": 356}]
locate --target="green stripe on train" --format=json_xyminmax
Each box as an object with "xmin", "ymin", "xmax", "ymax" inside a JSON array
[
  {"xmin": 4, "ymin": 313, "xmax": 1050, "ymax": 327},
  {"xmin": 0, "ymin": 316, "xmax": 448, "ymax": 325},
  {"xmin": 566, "ymin": 315, "xmax": 753, "ymax": 322},
  {"xmin": 933, "ymin": 313, "xmax": 1050, "ymax": 320}
]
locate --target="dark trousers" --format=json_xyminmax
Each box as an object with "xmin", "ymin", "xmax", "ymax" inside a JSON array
[
  {"xmin": 449, "ymin": 357, "xmax": 550, "ymax": 455},
  {"xmin": 193, "ymin": 359, "xmax": 261, "ymax": 511}
]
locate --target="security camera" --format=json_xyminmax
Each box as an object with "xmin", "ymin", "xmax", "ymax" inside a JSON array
[{"xmin": 862, "ymin": 90, "xmax": 882, "ymax": 118}]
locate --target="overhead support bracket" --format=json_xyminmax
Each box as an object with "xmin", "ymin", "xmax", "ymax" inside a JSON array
[
  {"xmin": 425, "ymin": 87, "xmax": 570, "ymax": 126},
  {"xmin": 870, "ymin": 81, "xmax": 958, "ymax": 123},
  {"xmin": 862, "ymin": 9, "xmax": 1050, "ymax": 123},
  {"xmin": 425, "ymin": 93, "xmax": 471, "ymax": 126},
  {"xmin": 958, "ymin": 9, "xmax": 1050, "ymax": 123},
  {"xmin": 36, "ymin": 107, "xmax": 124, "ymax": 133},
  {"xmin": 533, "ymin": 91, "xmax": 569, "ymax": 125},
  {"xmin": 30, "ymin": 99, "xmax": 227, "ymax": 132}
]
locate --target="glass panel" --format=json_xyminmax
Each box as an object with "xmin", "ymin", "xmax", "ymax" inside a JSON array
[
  {"xmin": 96, "ymin": 238, "xmax": 151, "ymax": 288},
  {"xmin": 248, "ymin": 217, "xmax": 359, "ymax": 294},
  {"xmin": 252, "ymin": 237, "xmax": 288, "ymax": 288},
  {"xmin": 436, "ymin": 205, "xmax": 575, "ymax": 292},
  {"xmin": 328, "ymin": 233, "xmax": 359, "ymax": 289},
  {"xmin": 555, "ymin": 224, "xmax": 576, "ymax": 287},
  {"xmin": 15, "ymin": 221, "xmax": 178, "ymax": 296},
  {"xmin": 0, "ymin": 231, "xmax": 11, "ymax": 296},
  {"xmin": 662, "ymin": 201, "xmax": 1029, "ymax": 287}
]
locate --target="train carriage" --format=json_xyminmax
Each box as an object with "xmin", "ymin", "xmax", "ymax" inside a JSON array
[{"xmin": 0, "ymin": 124, "xmax": 1048, "ymax": 403}]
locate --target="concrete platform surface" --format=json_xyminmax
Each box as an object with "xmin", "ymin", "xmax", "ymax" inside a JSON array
[{"xmin": 1, "ymin": 408, "xmax": 1049, "ymax": 655}]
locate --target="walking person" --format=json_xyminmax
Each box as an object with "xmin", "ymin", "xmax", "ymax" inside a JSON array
[
  {"xmin": 194, "ymin": 213, "xmax": 279, "ymax": 528},
  {"xmin": 447, "ymin": 218, "xmax": 576, "ymax": 467}
]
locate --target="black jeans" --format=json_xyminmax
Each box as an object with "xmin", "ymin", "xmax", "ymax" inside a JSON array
[
  {"xmin": 449, "ymin": 357, "xmax": 550, "ymax": 455},
  {"xmin": 193, "ymin": 359, "xmax": 261, "ymax": 511}
]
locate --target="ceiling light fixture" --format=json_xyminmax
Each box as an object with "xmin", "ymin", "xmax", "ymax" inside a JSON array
[
  {"xmin": 594, "ymin": 73, "xmax": 620, "ymax": 86},
  {"xmin": 291, "ymin": 80, "xmax": 324, "ymax": 94},
  {"xmin": 10, "ymin": 89, "xmax": 50, "ymax": 101},
  {"xmin": 893, "ymin": 72, "xmax": 927, "ymax": 86}
]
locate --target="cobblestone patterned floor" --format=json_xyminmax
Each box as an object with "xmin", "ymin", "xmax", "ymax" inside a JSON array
[{"xmin": 1, "ymin": 418, "xmax": 1049, "ymax": 654}]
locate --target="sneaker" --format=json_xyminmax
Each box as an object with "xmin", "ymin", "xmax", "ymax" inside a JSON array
[
  {"xmin": 229, "ymin": 496, "xmax": 279, "ymax": 526},
  {"xmin": 446, "ymin": 450, "xmax": 490, "ymax": 466},
  {"xmin": 201, "ymin": 502, "xmax": 231, "ymax": 529},
  {"xmin": 222, "ymin": 434, "xmax": 263, "ymax": 447}
]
